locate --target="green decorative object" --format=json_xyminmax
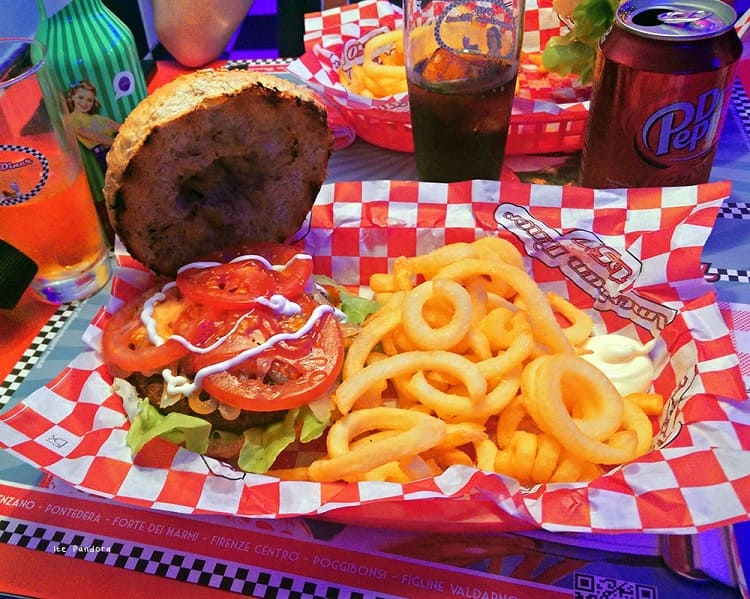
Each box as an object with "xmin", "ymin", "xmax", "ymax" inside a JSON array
[{"xmin": 35, "ymin": 0, "xmax": 148, "ymax": 237}]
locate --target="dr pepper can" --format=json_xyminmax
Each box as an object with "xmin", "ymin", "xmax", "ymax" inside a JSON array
[{"xmin": 579, "ymin": 0, "xmax": 742, "ymax": 188}]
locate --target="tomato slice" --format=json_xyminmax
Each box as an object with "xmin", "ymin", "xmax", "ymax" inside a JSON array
[
  {"xmin": 176, "ymin": 258, "xmax": 277, "ymax": 310},
  {"xmin": 185, "ymin": 295, "xmax": 318, "ymax": 371},
  {"xmin": 101, "ymin": 284, "xmax": 190, "ymax": 374},
  {"xmin": 199, "ymin": 303, "xmax": 343, "ymax": 412},
  {"xmin": 176, "ymin": 303, "xmax": 281, "ymax": 365},
  {"xmin": 250, "ymin": 242, "xmax": 314, "ymax": 298},
  {"xmin": 197, "ymin": 242, "xmax": 314, "ymax": 300}
]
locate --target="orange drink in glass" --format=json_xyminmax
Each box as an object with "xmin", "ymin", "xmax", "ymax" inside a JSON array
[{"xmin": 0, "ymin": 38, "xmax": 110, "ymax": 303}]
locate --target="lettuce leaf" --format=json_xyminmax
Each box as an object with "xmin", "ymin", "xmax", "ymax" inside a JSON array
[
  {"xmin": 541, "ymin": 0, "xmax": 619, "ymax": 83},
  {"xmin": 116, "ymin": 378, "xmax": 331, "ymax": 475},
  {"xmin": 299, "ymin": 404, "xmax": 330, "ymax": 443},
  {"xmin": 237, "ymin": 409, "xmax": 300, "ymax": 474},
  {"xmin": 314, "ymin": 274, "xmax": 380, "ymax": 325},
  {"xmin": 237, "ymin": 405, "xmax": 329, "ymax": 473},
  {"xmin": 124, "ymin": 395, "xmax": 212, "ymax": 456}
]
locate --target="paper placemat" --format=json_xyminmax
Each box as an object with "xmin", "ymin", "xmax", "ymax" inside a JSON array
[{"xmin": 1, "ymin": 179, "xmax": 748, "ymax": 534}]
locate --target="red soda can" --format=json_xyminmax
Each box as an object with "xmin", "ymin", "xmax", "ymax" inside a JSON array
[{"xmin": 579, "ymin": 0, "xmax": 742, "ymax": 188}]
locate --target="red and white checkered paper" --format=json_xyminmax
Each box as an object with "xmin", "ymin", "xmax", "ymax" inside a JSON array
[
  {"xmin": 288, "ymin": 0, "xmax": 591, "ymax": 153},
  {"xmin": 1, "ymin": 179, "xmax": 749, "ymax": 533}
]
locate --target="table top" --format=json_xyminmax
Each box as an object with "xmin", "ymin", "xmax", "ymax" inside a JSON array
[{"xmin": 1, "ymin": 55, "xmax": 749, "ymax": 598}]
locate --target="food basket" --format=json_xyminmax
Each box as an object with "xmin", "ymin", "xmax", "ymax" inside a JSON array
[
  {"xmin": 507, "ymin": 105, "xmax": 589, "ymax": 155},
  {"xmin": 0, "ymin": 178, "xmax": 748, "ymax": 534},
  {"xmin": 336, "ymin": 96, "xmax": 589, "ymax": 155},
  {"xmin": 338, "ymin": 103, "xmax": 413, "ymax": 152},
  {"xmin": 289, "ymin": 0, "xmax": 591, "ymax": 154}
]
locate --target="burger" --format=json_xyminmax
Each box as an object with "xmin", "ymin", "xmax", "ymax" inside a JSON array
[
  {"xmin": 99, "ymin": 69, "xmax": 376, "ymax": 473},
  {"xmin": 102, "ymin": 242, "xmax": 368, "ymax": 473}
]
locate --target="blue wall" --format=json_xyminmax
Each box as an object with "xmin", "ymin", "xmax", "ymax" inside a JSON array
[{"xmin": 1, "ymin": 1, "xmax": 74, "ymax": 38}]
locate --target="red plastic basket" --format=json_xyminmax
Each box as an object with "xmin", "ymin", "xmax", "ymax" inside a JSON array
[
  {"xmin": 339, "ymin": 103, "xmax": 588, "ymax": 155},
  {"xmin": 506, "ymin": 108, "xmax": 588, "ymax": 155},
  {"xmin": 339, "ymin": 106, "xmax": 413, "ymax": 152}
]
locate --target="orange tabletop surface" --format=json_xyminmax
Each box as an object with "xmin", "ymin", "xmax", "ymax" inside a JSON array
[
  {"xmin": 2, "ymin": 51, "xmax": 749, "ymax": 598},
  {"xmin": 0, "ymin": 291, "xmax": 58, "ymax": 383}
]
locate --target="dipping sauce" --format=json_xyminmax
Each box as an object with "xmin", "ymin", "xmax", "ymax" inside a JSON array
[{"xmin": 581, "ymin": 334, "xmax": 656, "ymax": 396}]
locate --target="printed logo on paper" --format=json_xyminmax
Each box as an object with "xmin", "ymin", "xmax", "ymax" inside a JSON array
[
  {"xmin": 340, "ymin": 27, "xmax": 392, "ymax": 74},
  {"xmin": 495, "ymin": 203, "xmax": 677, "ymax": 333},
  {"xmin": 435, "ymin": 0, "xmax": 518, "ymax": 61},
  {"xmin": 655, "ymin": 370, "xmax": 692, "ymax": 446},
  {"xmin": 0, "ymin": 145, "xmax": 49, "ymax": 207}
]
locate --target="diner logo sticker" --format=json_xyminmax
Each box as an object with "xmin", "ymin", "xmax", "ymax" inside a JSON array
[
  {"xmin": 436, "ymin": 0, "xmax": 519, "ymax": 61},
  {"xmin": 0, "ymin": 145, "xmax": 49, "ymax": 207},
  {"xmin": 494, "ymin": 203, "xmax": 677, "ymax": 333}
]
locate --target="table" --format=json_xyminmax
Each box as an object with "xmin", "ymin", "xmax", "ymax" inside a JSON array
[{"xmin": 1, "ymin": 56, "xmax": 749, "ymax": 598}]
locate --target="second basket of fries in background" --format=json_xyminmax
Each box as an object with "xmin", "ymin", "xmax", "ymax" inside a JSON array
[
  {"xmin": 290, "ymin": 1, "xmax": 414, "ymax": 153},
  {"xmin": 289, "ymin": 0, "xmax": 593, "ymax": 155},
  {"xmin": 336, "ymin": 27, "xmax": 413, "ymax": 151}
]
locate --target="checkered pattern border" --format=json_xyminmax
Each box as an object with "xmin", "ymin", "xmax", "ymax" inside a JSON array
[
  {"xmin": 0, "ymin": 303, "xmax": 79, "ymax": 408},
  {"xmin": 731, "ymin": 77, "xmax": 750, "ymax": 147},
  {"xmin": 719, "ymin": 200, "xmax": 750, "ymax": 220},
  {"xmin": 224, "ymin": 57, "xmax": 293, "ymax": 70},
  {"xmin": 717, "ymin": 79, "xmax": 750, "ymax": 225},
  {"xmin": 712, "ymin": 267, "xmax": 750, "ymax": 285},
  {"xmin": 712, "ymin": 203, "xmax": 750, "ymax": 285},
  {"xmin": 0, "ymin": 517, "xmax": 389, "ymax": 599},
  {"xmin": 707, "ymin": 79, "xmax": 750, "ymax": 286}
]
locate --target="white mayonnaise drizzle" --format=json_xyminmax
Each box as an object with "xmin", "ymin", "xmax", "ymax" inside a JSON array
[
  {"xmin": 140, "ymin": 252, "xmax": 339, "ymax": 398},
  {"xmin": 163, "ymin": 302, "xmax": 336, "ymax": 397},
  {"xmin": 141, "ymin": 281, "xmax": 178, "ymax": 347},
  {"xmin": 580, "ymin": 334, "xmax": 656, "ymax": 396}
]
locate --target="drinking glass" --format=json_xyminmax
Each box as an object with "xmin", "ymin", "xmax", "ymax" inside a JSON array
[
  {"xmin": 0, "ymin": 37, "xmax": 110, "ymax": 303},
  {"xmin": 403, "ymin": 0, "xmax": 525, "ymax": 182}
]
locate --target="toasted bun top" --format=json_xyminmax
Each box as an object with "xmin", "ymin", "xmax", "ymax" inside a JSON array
[{"xmin": 104, "ymin": 69, "xmax": 333, "ymax": 276}]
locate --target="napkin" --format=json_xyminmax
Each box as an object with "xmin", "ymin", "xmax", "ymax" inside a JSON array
[{"xmin": 0, "ymin": 178, "xmax": 748, "ymax": 534}]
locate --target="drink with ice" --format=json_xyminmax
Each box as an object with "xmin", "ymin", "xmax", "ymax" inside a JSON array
[
  {"xmin": 408, "ymin": 47, "xmax": 517, "ymax": 182},
  {"xmin": 0, "ymin": 156, "xmax": 109, "ymax": 299},
  {"xmin": 403, "ymin": 0, "xmax": 523, "ymax": 183}
]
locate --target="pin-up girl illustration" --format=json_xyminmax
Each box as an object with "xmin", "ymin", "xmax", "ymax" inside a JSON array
[
  {"xmin": 486, "ymin": 25, "xmax": 515, "ymax": 60},
  {"xmin": 66, "ymin": 80, "xmax": 120, "ymax": 171},
  {"xmin": 487, "ymin": 26, "xmax": 503, "ymax": 55}
]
